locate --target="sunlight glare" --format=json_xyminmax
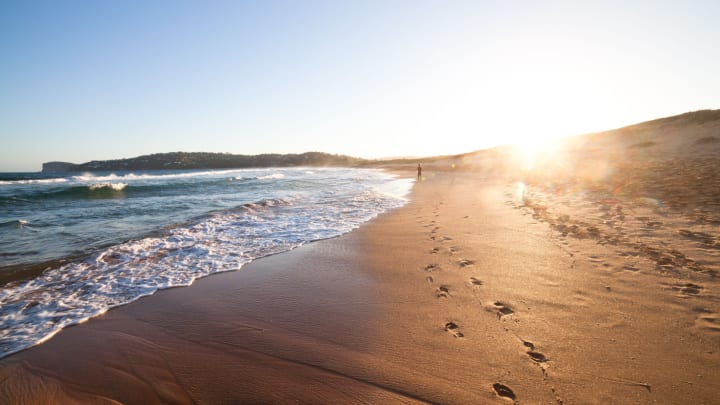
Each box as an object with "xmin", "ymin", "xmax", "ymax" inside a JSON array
[{"xmin": 514, "ymin": 182, "xmax": 527, "ymax": 203}]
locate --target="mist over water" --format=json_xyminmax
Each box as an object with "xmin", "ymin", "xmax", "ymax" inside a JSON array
[{"xmin": 0, "ymin": 168, "xmax": 412, "ymax": 358}]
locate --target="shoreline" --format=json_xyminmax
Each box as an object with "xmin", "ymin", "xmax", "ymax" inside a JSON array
[
  {"xmin": 0, "ymin": 167, "xmax": 410, "ymax": 362},
  {"xmin": 1, "ymin": 170, "xmax": 719, "ymax": 403}
]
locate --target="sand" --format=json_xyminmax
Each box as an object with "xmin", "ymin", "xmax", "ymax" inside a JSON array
[{"xmin": 2, "ymin": 113, "xmax": 720, "ymax": 403}]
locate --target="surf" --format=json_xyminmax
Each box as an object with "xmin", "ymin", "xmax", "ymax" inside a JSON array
[{"xmin": 0, "ymin": 168, "xmax": 412, "ymax": 359}]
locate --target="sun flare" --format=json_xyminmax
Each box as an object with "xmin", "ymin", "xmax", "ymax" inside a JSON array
[{"xmin": 509, "ymin": 136, "xmax": 566, "ymax": 173}]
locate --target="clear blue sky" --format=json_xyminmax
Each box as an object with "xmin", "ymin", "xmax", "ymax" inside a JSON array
[{"xmin": 1, "ymin": 0, "xmax": 718, "ymax": 171}]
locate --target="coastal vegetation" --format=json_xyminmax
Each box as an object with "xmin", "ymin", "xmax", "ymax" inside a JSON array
[{"xmin": 42, "ymin": 151, "xmax": 365, "ymax": 173}]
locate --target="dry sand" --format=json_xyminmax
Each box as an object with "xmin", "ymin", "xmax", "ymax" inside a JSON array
[{"xmin": 1, "ymin": 112, "xmax": 720, "ymax": 404}]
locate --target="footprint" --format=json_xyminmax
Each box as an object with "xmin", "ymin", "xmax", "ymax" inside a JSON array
[
  {"xmin": 431, "ymin": 247, "xmax": 440, "ymax": 254},
  {"xmin": 588, "ymin": 255, "xmax": 602, "ymax": 263},
  {"xmin": 527, "ymin": 351, "xmax": 548, "ymax": 363},
  {"xmin": 671, "ymin": 282, "xmax": 703, "ymax": 297},
  {"xmin": 694, "ymin": 310, "xmax": 720, "ymax": 333},
  {"xmin": 458, "ymin": 258, "xmax": 475, "ymax": 268},
  {"xmin": 424, "ymin": 263, "xmax": 439, "ymax": 272},
  {"xmin": 492, "ymin": 383, "xmax": 516, "ymax": 401},
  {"xmin": 425, "ymin": 276, "xmax": 434, "ymax": 284},
  {"xmin": 470, "ymin": 277, "xmax": 483, "ymax": 287},
  {"xmin": 444, "ymin": 322, "xmax": 464, "ymax": 338},
  {"xmin": 521, "ymin": 340, "xmax": 535, "ymax": 351},
  {"xmin": 678, "ymin": 229, "xmax": 715, "ymax": 243},
  {"xmin": 448, "ymin": 246, "xmax": 460, "ymax": 255},
  {"xmin": 698, "ymin": 316, "xmax": 720, "ymax": 330},
  {"xmin": 436, "ymin": 285, "xmax": 450, "ymax": 298},
  {"xmin": 623, "ymin": 264, "xmax": 640, "ymax": 272},
  {"xmin": 493, "ymin": 301, "xmax": 514, "ymax": 318}
]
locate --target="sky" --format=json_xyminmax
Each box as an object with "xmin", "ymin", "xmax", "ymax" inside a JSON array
[{"xmin": 1, "ymin": 0, "xmax": 719, "ymax": 172}]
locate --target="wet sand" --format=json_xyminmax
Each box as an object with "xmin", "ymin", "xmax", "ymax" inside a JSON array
[{"xmin": 2, "ymin": 168, "xmax": 718, "ymax": 404}]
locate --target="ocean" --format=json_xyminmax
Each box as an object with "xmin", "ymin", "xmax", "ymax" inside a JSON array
[{"xmin": 0, "ymin": 167, "xmax": 413, "ymax": 359}]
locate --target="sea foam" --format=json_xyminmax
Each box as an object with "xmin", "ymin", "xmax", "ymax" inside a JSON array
[{"xmin": 88, "ymin": 182, "xmax": 128, "ymax": 191}]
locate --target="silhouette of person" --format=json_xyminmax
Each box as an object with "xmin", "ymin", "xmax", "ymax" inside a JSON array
[{"xmin": 417, "ymin": 163, "xmax": 422, "ymax": 180}]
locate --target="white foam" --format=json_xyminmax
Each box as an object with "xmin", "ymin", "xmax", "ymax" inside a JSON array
[
  {"xmin": 2, "ymin": 168, "xmax": 293, "ymax": 189},
  {"xmin": 0, "ymin": 178, "xmax": 69, "ymax": 185},
  {"xmin": 88, "ymin": 183, "xmax": 128, "ymax": 191},
  {"xmin": 258, "ymin": 173, "xmax": 285, "ymax": 180},
  {"xmin": 72, "ymin": 169, "xmax": 257, "ymax": 183}
]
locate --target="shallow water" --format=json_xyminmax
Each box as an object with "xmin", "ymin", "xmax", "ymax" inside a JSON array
[{"xmin": 0, "ymin": 167, "xmax": 412, "ymax": 358}]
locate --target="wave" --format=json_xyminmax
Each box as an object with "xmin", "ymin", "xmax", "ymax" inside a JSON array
[
  {"xmin": 30, "ymin": 184, "xmax": 131, "ymax": 200},
  {"xmin": 70, "ymin": 169, "xmax": 261, "ymax": 183},
  {"xmin": 258, "ymin": 173, "xmax": 285, "ymax": 180},
  {"xmin": 0, "ymin": 220, "xmax": 30, "ymax": 229},
  {"xmin": 0, "ymin": 178, "xmax": 69, "ymax": 186},
  {"xmin": 239, "ymin": 198, "xmax": 291, "ymax": 212},
  {"xmin": 88, "ymin": 183, "xmax": 128, "ymax": 191},
  {"xmin": 0, "ymin": 168, "xmax": 289, "ymax": 187},
  {"xmin": 1, "ymin": 175, "xmax": 270, "ymax": 205}
]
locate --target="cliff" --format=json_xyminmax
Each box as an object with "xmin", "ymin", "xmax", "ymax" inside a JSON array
[{"xmin": 42, "ymin": 162, "xmax": 79, "ymax": 173}]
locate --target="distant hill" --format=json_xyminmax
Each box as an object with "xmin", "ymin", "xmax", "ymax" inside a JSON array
[
  {"xmin": 42, "ymin": 110, "xmax": 720, "ymax": 174},
  {"xmin": 390, "ymin": 109, "xmax": 720, "ymax": 172},
  {"xmin": 42, "ymin": 152, "xmax": 366, "ymax": 173}
]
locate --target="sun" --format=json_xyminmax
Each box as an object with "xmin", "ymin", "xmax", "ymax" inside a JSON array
[{"xmin": 507, "ymin": 133, "xmax": 567, "ymax": 173}]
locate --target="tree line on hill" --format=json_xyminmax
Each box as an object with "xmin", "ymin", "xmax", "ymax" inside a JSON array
[{"xmin": 42, "ymin": 152, "xmax": 367, "ymax": 173}]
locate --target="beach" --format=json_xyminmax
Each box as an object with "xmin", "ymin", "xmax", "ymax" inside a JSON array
[
  {"xmin": 1, "ymin": 163, "xmax": 718, "ymax": 404},
  {"xmin": 2, "ymin": 0, "xmax": 719, "ymax": 402}
]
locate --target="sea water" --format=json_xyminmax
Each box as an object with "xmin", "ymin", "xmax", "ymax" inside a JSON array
[{"xmin": 0, "ymin": 167, "xmax": 413, "ymax": 358}]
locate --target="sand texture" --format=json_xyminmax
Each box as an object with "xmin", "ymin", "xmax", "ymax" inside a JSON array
[{"xmin": 1, "ymin": 110, "xmax": 719, "ymax": 403}]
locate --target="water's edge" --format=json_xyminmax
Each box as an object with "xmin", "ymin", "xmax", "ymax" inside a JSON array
[{"xmin": 0, "ymin": 169, "xmax": 414, "ymax": 359}]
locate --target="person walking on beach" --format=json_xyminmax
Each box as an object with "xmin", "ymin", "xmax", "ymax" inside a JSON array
[{"xmin": 417, "ymin": 163, "xmax": 422, "ymax": 181}]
